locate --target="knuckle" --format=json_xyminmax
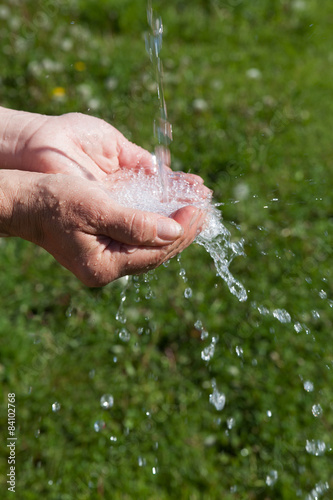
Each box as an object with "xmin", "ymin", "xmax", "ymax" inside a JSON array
[{"xmin": 129, "ymin": 212, "xmax": 151, "ymax": 243}]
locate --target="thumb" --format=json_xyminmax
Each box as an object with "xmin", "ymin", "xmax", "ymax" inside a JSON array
[{"xmin": 98, "ymin": 202, "xmax": 184, "ymax": 246}]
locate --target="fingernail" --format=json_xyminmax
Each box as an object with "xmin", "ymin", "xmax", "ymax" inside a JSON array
[{"xmin": 157, "ymin": 218, "xmax": 183, "ymax": 241}]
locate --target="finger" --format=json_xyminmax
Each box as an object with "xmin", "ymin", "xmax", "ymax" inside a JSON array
[
  {"xmin": 117, "ymin": 134, "xmax": 156, "ymax": 174},
  {"xmin": 96, "ymin": 202, "xmax": 184, "ymax": 246},
  {"xmin": 114, "ymin": 206, "xmax": 206, "ymax": 275},
  {"xmin": 170, "ymin": 171, "xmax": 205, "ymax": 185}
]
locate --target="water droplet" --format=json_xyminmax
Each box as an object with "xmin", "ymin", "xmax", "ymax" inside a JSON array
[
  {"xmin": 100, "ymin": 394, "xmax": 114, "ymax": 410},
  {"xmin": 272, "ymin": 309, "xmax": 291, "ymax": 323},
  {"xmin": 152, "ymin": 466, "xmax": 158, "ymax": 475},
  {"xmin": 119, "ymin": 328, "xmax": 130, "ymax": 342},
  {"xmin": 258, "ymin": 305, "xmax": 270, "ymax": 315},
  {"xmin": 65, "ymin": 306, "xmax": 73, "ymax": 317},
  {"xmin": 306, "ymin": 481, "xmax": 330, "ymax": 500},
  {"xmin": 94, "ymin": 420, "xmax": 105, "ymax": 432},
  {"xmin": 110, "ymin": 436, "xmax": 117, "ymax": 442},
  {"xmin": 179, "ymin": 268, "xmax": 186, "ymax": 278},
  {"xmin": 304, "ymin": 380, "xmax": 314, "ymax": 392},
  {"xmin": 267, "ymin": 410, "xmax": 272, "ymax": 418},
  {"xmin": 209, "ymin": 379, "xmax": 225, "ymax": 411},
  {"xmin": 51, "ymin": 402, "xmax": 61, "ymax": 412},
  {"xmin": 34, "ymin": 429, "xmax": 40, "ymax": 438},
  {"xmin": 201, "ymin": 337, "xmax": 217, "ymax": 361},
  {"xmin": 312, "ymin": 404, "xmax": 323, "ymax": 417},
  {"xmin": 319, "ymin": 290, "xmax": 327, "ymax": 299},
  {"xmin": 235, "ymin": 346, "xmax": 243, "ymax": 358},
  {"xmin": 227, "ymin": 417, "xmax": 235, "ymax": 429},
  {"xmin": 311, "ymin": 310, "xmax": 320, "ymax": 320},
  {"xmin": 184, "ymin": 287, "xmax": 192, "ymax": 299},
  {"xmin": 294, "ymin": 322, "xmax": 302, "ymax": 333},
  {"xmin": 194, "ymin": 319, "xmax": 203, "ymax": 330},
  {"xmin": 305, "ymin": 439, "xmax": 326, "ymax": 456},
  {"xmin": 138, "ymin": 456, "xmax": 146, "ymax": 467},
  {"xmin": 266, "ymin": 470, "xmax": 278, "ymax": 486}
]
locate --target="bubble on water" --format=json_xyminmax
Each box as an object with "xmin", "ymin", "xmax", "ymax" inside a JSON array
[
  {"xmin": 94, "ymin": 420, "xmax": 105, "ymax": 432},
  {"xmin": 100, "ymin": 394, "xmax": 114, "ymax": 410},
  {"xmin": 184, "ymin": 287, "xmax": 192, "ymax": 299},
  {"xmin": 304, "ymin": 380, "xmax": 314, "ymax": 392},
  {"xmin": 209, "ymin": 379, "xmax": 226, "ymax": 411},
  {"xmin": 305, "ymin": 439, "xmax": 326, "ymax": 456},
  {"xmin": 272, "ymin": 309, "xmax": 291, "ymax": 323},
  {"xmin": 51, "ymin": 402, "xmax": 61, "ymax": 412},
  {"xmin": 102, "ymin": 169, "xmax": 247, "ymax": 301},
  {"xmin": 119, "ymin": 328, "xmax": 130, "ymax": 342},
  {"xmin": 312, "ymin": 404, "xmax": 323, "ymax": 417},
  {"xmin": 266, "ymin": 470, "xmax": 278, "ymax": 486}
]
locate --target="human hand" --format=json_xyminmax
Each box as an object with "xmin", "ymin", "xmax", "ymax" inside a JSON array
[
  {"xmin": 0, "ymin": 108, "xmax": 156, "ymax": 180},
  {"xmin": 0, "ymin": 108, "xmax": 208, "ymax": 192},
  {"xmin": 0, "ymin": 170, "xmax": 205, "ymax": 286}
]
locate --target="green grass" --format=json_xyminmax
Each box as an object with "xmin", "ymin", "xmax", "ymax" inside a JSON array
[{"xmin": 1, "ymin": 0, "xmax": 333, "ymax": 498}]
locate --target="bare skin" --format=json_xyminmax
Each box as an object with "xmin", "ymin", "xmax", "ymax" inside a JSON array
[{"xmin": 0, "ymin": 107, "xmax": 209, "ymax": 286}]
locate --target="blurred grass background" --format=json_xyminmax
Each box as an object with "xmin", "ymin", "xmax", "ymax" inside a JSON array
[{"xmin": 1, "ymin": 0, "xmax": 333, "ymax": 498}]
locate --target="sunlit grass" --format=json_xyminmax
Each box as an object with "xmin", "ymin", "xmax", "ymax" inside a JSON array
[{"xmin": 1, "ymin": 1, "xmax": 333, "ymax": 498}]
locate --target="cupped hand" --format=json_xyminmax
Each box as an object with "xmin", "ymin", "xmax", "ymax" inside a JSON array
[
  {"xmin": 16, "ymin": 112, "xmax": 155, "ymax": 180},
  {"xmin": 4, "ymin": 170, "xmax": 205, "ymax": 286}
]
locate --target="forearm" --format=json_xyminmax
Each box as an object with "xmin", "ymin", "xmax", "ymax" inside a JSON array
[{"xmin": 0, "ymin": 107, "xmax": 47, "ymax": 169}]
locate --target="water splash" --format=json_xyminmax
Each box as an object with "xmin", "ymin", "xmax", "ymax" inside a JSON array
[{"xmin": 103, "ymin": 169, "xmax": 247, "ymax": 301}]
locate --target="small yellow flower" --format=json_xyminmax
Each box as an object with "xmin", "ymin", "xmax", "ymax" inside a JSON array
[
  {"xmin": 52, "ymin": 87, "xmax": 66, "ymax": 98},
  {"xmin": 74, "ymin": 61, "xmax": 86, "ymax": 72}
]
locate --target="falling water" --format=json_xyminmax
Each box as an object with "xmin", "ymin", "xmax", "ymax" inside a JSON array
[{"xmin": 145, "ymin": 0, "xmax": 172, "ymax": 202}]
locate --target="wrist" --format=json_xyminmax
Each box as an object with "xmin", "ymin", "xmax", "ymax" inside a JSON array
[
  {"xmin": 0, "ymin": 169, "xmax": 43, "ymax": 242},
  {"xmin": 0, "ymin": 107, "xmax": 48, "ymax": 170}
]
